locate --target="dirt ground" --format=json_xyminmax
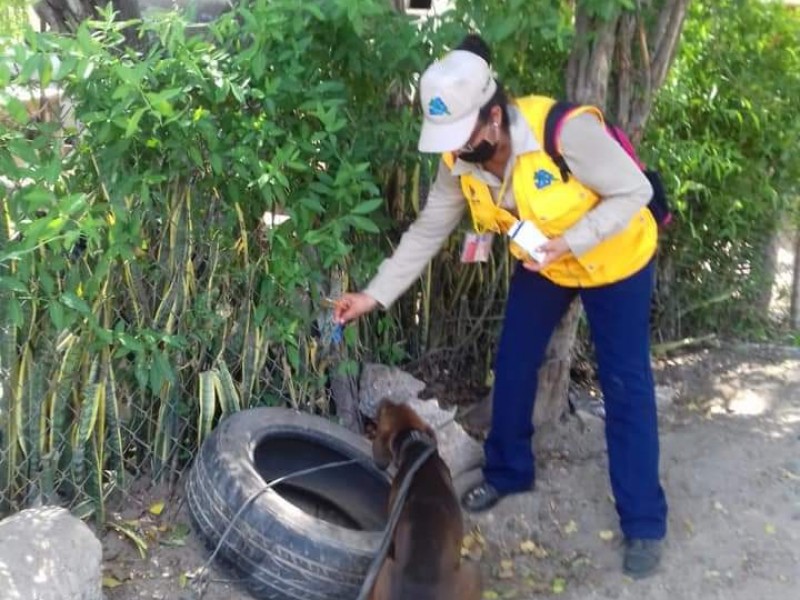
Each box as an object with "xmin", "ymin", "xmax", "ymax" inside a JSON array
[{"xmin": 101, "ymin": 343, "xmax": 800, "ymax": 600}]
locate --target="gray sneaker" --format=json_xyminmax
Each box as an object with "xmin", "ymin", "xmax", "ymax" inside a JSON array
[
  {"xmin": 623, "ymin": 538, "xmax": 663, "ymax": 579},
  {"xmin": 461, "ymin": 481, "xmax": 502, "ymax": 513}
]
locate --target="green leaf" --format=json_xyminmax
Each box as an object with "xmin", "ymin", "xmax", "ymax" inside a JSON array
[
  {"xmin": 77, "ymin": 381, "xmax": 102, "ymax": 444},
  {"xmin": 215, "ymin": 360, "xmax": 241, "ymax": 415},
  {"xmin": 20, "ymin": 54, "xmax": 40, "ymax": 83},
  {"xmin": 0, "ymin": 62, "xmax": 10, "ymax": 86},
  {"xmin": 60, "ymin": 292, "xmax": 91, "ymax": 315},
  {"xmin": 210, "ymin": 153, "xmax": 223, "ymax": 174},
  {"xmin": 48, "ymin": 300, "xmax": 66, "ymax": 330},
  {"xmin": 0, "ymin": 276, "xmax": 28, "ymax": 294},
  {"xmin": 347, "ymin": 215, "xmax": 380, "ymax": 233},
  {"xmin": 54, "ymin": 56, "xmax": 78, "ymax": 81},
  {"xmin": 153, "ymin": 100, "xmax": 174, "ymax": 118},
  {"xmin": 118, "ymin": 333, "xmax": 145, "ymax": 353},
  {"xmin": 252, "ymin": 52, "xmax": 266, "ymax": 78},
  {"xmin": 40, "ymin": 56, "xmax": 53, "ymax": 88},
  {"xmin": 351, "ymin": 198, "xmax": 384, "ymax": 215},
  {"xmin": 300, "ymin": 196, "xmax": 325, "ymax": 213},
  {"xmin": 3, "ymin": 98, "xmax": 30, "ymax": 124},
  {"xmin": 197, "ymin": 370, "xmax": 217, "ymax": 445},
  {"xmin": 77, "ymin": 57, "xmax": 95, "ymax": 80}
]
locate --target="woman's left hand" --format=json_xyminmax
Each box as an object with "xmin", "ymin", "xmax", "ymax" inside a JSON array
[{"xmin": 522, "ymin": 236, "xmax": 571, "ymax": 272}]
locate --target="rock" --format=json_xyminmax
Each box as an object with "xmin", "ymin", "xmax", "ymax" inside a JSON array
[
  {"xmin": 358, "ymin": 363, "xmax": 426, "ymax": 420},
  {"xmin": 456, "ymin": 393, "xmax": 493, "ymax": 434},
  {"xmin": 656, "ymin": 384, "xmax": 680, "ymax": 409},
  {"xmin": 358, "ymin": 364, "xmax": 484, "ymax": 478},
  {"xmin": 0, "ymin": 506, "xmax": 103, "ymax": 600},
  {"xmin": 405, "ymin": 397, "xmax": 485, "ymax": 478}
]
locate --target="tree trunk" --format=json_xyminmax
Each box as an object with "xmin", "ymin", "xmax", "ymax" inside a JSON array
[
  {"xmin": 791, "ymin": 229, "xmax": 800, "ymax": 330},
  {"xmin": 754, "ymin": 229, "xmax": 780, "ymax": 316},
  {"xmin": 35, "ymin": 0, "xmax": 142, "ymax": 49},
  {"xmin": 534, "ymin": 0, "xmax": 690, "ymax": 430}
]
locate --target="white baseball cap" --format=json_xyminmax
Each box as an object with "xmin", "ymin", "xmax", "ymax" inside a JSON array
[{"xmin": 418, "ymin": 50, "xmax": 498, "ymax": 153}]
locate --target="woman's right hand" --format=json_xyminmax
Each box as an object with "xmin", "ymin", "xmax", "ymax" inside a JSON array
[{"xmin": 333, "ymin": 292, "xmax": 379, "ymax": 324}]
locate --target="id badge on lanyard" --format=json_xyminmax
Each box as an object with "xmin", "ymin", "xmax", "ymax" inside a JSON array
[
  {"xmin": 460, "ymin": 172, "xmax": 510, "ymax": 264},
  {"xmin": 460, "ymin": 232, "xmax": 495, "ymax": 263}
]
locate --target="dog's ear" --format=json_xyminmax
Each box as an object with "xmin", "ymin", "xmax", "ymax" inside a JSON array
[
  {"xmin": 400, "ymin": 402, "xmax": 437, "ymax": 446},
  {"xmin": 371, "ymin": 399, "xmax": 394, "ymax": 470},
  {"xmin": 372, "ymin": 432, "xmax": 393, "ymax": 470}
]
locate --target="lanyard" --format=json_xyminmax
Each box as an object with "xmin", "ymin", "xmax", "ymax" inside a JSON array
[
  {"xmin": 465, "ymin": 159, "xmax": 518, "ymax": 235},
  {"xmin": 492, "ymin": 162, "xmax": 517, "ymax": 233}
]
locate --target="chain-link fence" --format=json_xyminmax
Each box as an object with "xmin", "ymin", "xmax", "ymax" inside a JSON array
[{"xmin": 0, "ymin": 308, "xmax": 346, "ymax": 522}]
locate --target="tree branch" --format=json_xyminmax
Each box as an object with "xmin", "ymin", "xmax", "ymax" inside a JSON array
[
  {"xmin": 35, "ymin": 0, "xmax": 143, "ymax": 50},
  {"xmin": 567, "ymin": 9, "xmax": 592, "ymax": 100},
  {"xmin": 628, "ymin": 8, "xmax": 655, "ymax": 142},
  {"xmin": 614, "ymin": 13, "xmax": 637, "ymax": 127},
  {"xmin": 651, "ymin": 0, "xmax": 690, "ymax": 89},
  {"xmin": 581, "ymin": 14, "xmax": 619, "ymax": 105}
]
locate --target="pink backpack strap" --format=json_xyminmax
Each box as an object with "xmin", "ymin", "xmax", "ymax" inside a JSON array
[{"xmin": 607, "ymin": 125, "xmax": 645, "ymax": 169}]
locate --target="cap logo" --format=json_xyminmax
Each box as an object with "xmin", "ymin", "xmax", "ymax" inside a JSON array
[{"xmin": 428, "ymin": 96, "xmax": 450, "ymax": 117}]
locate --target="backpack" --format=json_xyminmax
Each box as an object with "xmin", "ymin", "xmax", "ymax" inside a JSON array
[{"xmin": 543, "ymin": 101, "xmax": 673, "ymax": 229}]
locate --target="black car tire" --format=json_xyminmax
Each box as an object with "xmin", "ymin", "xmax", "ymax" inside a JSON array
[{"xmin": 186, "ymin": 407, "xmax": 391, "ymax": 600}]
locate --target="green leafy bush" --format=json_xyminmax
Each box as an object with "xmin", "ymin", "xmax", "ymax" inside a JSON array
[
  {"xmin": 646, "ymin": 0, "xmax": 800, "ymax": 340},
  {"xmin": 0, "ymin": 0, "xmax": 435, "ymax": 516}
]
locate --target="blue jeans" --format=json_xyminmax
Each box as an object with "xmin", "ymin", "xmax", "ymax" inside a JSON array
[{"xmin": 484, "ymin": 260, "xmax": 667, "ymax": 540}]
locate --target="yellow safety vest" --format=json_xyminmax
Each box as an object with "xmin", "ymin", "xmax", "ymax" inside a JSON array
[{"xmin": 444, "ymin": 95, "xmax": 657, "ymax": 287}]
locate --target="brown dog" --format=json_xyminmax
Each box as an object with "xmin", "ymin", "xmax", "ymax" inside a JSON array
[{"xmin": 369, "ymin": 400, "xmax": 482, "ymax": 600}]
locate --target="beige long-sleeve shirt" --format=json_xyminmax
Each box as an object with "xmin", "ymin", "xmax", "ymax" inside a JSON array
[{"xmin": 364, "ymin": 105, "xmax": 653, "ymax": 308}]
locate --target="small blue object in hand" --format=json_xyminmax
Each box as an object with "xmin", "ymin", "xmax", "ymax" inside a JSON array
[{"xmin": 331, "ymin": 323, "xmax": 344, "ymax": 345}]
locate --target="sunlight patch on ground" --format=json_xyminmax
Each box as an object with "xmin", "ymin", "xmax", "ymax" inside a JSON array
[
  {"xmin": 779, "ymin": 409, "xmax": 800, "ymax": 426},
  {"xmin": 726, "ymin": 389, "xmax": 768, "ymax": 416}
]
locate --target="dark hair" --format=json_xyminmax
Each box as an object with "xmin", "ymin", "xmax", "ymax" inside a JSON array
[
  {"xmin": 456, "ymin": 33, "xmax": 492, "ymax": 63},
  {"xmin": 456, "ymin": 33, "xmax": 510, "ymax": 131}
]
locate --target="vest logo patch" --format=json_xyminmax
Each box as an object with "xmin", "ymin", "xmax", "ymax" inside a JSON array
[
  {"xmin": 534, "ymin": 169, "xmax": 554, "ymax": 189},
  {"xmin": 428, "ymin": 97, "xmax": 450, "ymax": 117}
]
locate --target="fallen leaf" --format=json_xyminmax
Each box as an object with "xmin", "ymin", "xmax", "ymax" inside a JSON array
[
  {"xmin": 149, "ymin": 500, "xmax": 165, "ymax": 516},
  {"xmin": 179, "ymin": 572, "xmax": 188, "ymax": 588},
  {"xmin": 552, "ymin": 577, "xmax": 567, "ymax": 594},
  {"xmin": 462, "ymin": 529, "xmax": 486, "ymax": 560},
  {"xmin": 780, "ymin": 468, "xmax": 800, "ymax": 481},
  {"xmin": 102, "ymin": 577, "xmax": 123, "ymax": 589},
  {"xmin": 564, "ymin": 520, "xmax": 578, "ymax": 535},
  {"xmin": 462, "ymin": 533, "xmax": 477, "ymax": 551},
  {"xmin": 598, "ymin": 530, "xmax": 615, "ymax": 542},
  {"xmin": 519, "ymin": 539, "xmax": 548, "ymax": 558},
  {"xmin": 483, "ymin": 591, "xmax": 500, "ymax": 600},
  {"xmin": 498, "ymin": 559, "xmax": 515, "ymax": 579},
  {"xmin": 683, "ymin": 518, "xmax": 695, "ymax": 535},
  {"xmin": 160, "ymin": 523, "xmax": 190, "ymax": 548},
  {"xmin": 108, "ymin": 521, "xmax": 148, "ymax": 559},
  {"xmin": 765, "ymin": 523, "xmax": 776, "ymax": 535}
]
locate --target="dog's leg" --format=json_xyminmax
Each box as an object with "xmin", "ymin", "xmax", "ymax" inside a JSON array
[
  {"xmin": 452, "ymin": 562, "xmax": 483, "ymax": 600},
  {"xmin": 368, "ymin": 557, "xmax": 396, "ymax": 600}
]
